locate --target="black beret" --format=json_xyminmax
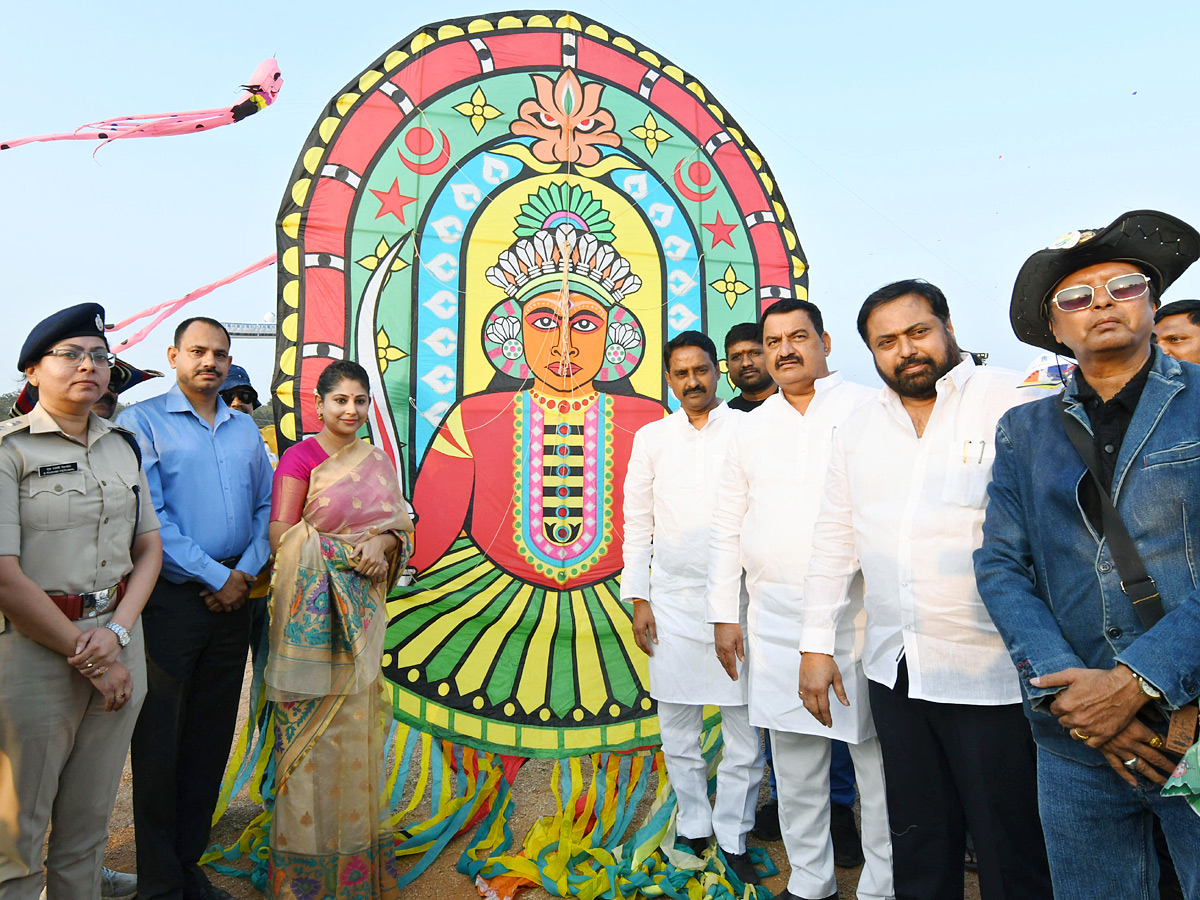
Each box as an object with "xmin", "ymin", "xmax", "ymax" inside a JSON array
[{"xmin": 17, "ymin": 303, "xmax": 108, "ymax": 372}]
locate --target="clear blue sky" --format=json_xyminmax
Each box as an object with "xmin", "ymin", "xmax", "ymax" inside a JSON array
[{"xmin": 3, "ymin": 0, "xmax": 1198, "ymax": 403}]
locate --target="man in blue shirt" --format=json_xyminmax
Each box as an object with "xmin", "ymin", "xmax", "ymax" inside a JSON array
[
  {"xmin": 976, "ymin": 210, "xmax": 1200, "ymax": 899},
  {"xmin": 118, "ymin": 317, "xmax": 272, "ymax": 900}
]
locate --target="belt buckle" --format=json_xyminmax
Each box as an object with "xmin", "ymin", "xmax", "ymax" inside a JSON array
[{"xmin": 81, "ymin": 585, "xmax": 115, "ymax": 617}]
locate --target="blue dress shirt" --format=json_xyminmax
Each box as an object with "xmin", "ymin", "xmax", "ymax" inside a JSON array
[{"xmin": 118, "ymin": 383, "xmax": 272, "ymax": 590}]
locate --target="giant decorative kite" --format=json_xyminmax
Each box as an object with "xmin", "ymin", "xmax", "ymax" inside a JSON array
[{"xmin": 270, "ymin": 11, "xmax": 809, "ymax": 895}]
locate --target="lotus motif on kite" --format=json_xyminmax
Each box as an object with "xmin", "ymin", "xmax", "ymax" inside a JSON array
[{"xmin": 510, "ymin": 68, "xmax": 620, "ymax": 167}]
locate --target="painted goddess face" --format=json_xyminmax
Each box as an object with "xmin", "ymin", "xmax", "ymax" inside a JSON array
[{"xmin": 521, "ymin": 290, "xmax": 610, "ymax": 394}]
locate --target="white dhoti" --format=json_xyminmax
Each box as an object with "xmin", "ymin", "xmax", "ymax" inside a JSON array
[
  {"xmin": 770, "ymin": 730, "xmax": 893, "ymax": 900},
  {"xmin": 658, "ymin": 701, "xmax": 763, "ymax": 854}
]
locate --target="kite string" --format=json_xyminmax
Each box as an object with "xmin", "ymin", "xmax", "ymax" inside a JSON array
[{"xmin": 109, "ymin": 253, "xmax": 275, "ymax": 350}]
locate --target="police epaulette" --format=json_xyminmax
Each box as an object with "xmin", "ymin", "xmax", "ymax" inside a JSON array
[{"xmin": 0, "ymin": 416, "xmax": 32, "ymax": 445}]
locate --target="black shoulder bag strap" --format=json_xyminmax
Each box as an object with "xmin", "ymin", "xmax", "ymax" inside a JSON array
[
  {"xmin": 114, "ymin": 429, "xmax": 143, "ymax": 548},
  {"xmin": 1056, "ymin": 396, "xmax": 1165, "ymax": 629}
]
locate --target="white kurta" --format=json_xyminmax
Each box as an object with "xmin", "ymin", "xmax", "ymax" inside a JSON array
[
  {"xmin": 621, "ymin": 402, "xmax": 747, "ymax": 706},
  {"xmin": 706, "ymin": 376, "xmax": 876, "ymax": 741},
  {"xmin": 801, "ymin": 356, "xmax": 1032, "ymax": 705}
]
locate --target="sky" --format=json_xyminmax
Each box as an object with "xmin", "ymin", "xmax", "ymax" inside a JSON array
[{"xmin": 3, "ymin": 0, "xmax": 1199, "ymax": 406}]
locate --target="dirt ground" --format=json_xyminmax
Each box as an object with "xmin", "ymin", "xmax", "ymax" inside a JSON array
[{"xmin": 100, "ymin": 665, "xmax": 981, "ymax": 899}]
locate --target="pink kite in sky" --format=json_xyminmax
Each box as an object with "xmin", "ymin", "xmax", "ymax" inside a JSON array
[{"xmin": 1, "ymin": 58, "xmax": 282, "ymax": 152}]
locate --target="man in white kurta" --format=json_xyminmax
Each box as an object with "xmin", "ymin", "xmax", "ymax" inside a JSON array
[
  {"xmin": 707, "ymin": 300, "xmax": 893, "ymax": 900},
  {"xmin": 799, "ymin": 282, "xmax": 1050, "ymax": 899},
  {"xmin": 621, "ymin": 332, "xmax": 763, "ymax": 879}
]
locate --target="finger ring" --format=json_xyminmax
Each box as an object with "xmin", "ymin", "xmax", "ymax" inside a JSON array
[
  {"xmin": 797, "ymin": 690, "xmax": 805, "ymax": 696},
  {"xmin": 1148, "ymin": 734, "xmax": 1166, "ymax": 750},
  {"xmin": 1071, "ymin": 728, "xmax": 1090, "ymax": 741},
  {"xmin": 85, "ymin": 662, "xmax": 94, "ymax": 669},
  {"xmin": 1124, "ymin": 757, "xmax": 1140, "ymax": 772}
]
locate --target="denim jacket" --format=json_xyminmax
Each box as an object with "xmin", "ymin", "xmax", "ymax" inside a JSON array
[{"xmin": 974, "ymin": 347, "xmax": 1200, "ymax": 765}]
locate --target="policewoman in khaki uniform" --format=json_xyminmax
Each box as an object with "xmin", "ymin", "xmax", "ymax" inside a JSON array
[{"xmin": 0, "ymin": 304, "xmax": 162, "ymax": 900}]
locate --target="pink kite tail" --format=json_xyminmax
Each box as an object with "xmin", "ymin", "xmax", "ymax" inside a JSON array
[{"xmin": 109, "ymin": 254, "xmax": 276, "ymax": 351}]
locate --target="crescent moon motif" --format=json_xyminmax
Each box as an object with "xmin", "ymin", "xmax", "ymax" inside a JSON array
[
  {"xmin": 400, "ymin": 129, "xmax": 452, "ymax": 174},
  {"xmin": 673, "ymin": 159, "xmax": 716, "ymax": 202}
]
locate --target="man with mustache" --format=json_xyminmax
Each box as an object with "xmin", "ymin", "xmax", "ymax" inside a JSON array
[
  {"xmin": 975, "ymin": 211, "xmax": 1200, "ymax": 898},
  {"xmin": 622, "ymin": 331, "xmax": 764, "ymax": 886},
  {"xmin": 798, "ymin": 281, "xmax": 1050, "ymax": 899},
  {"xmin": 708, "ymin": 299, "xmax": 891, "ymax": 900},
  {"xmin": 724, "ymin": 323, "xmax": 776, "ymax": 411},
  {"xmin": 117, "ymin": 317, "xmax": 272, "ymax": 900},
  {"xmin": 723, "ymin": 318, "xmax": 865, "ymax": 861}
]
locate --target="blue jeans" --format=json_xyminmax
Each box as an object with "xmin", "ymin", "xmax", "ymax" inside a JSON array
[{"xmin": 1038, "ymin": 747, "xmax": 1200, "ymax": 899}]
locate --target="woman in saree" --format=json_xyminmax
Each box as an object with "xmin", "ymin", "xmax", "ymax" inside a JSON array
[{"xmin": 265, "ymin": 359, "xmax": 413, "ymax": 900}]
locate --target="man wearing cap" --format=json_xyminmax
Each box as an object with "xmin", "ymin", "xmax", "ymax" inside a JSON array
[
  {"xmin": 976, "ymin": 210, "xmax": 1200, "ymax": 897},
  {"xmin": 218, "ymin": 363, "xmax": 278, "ymax": 463},
  {"xmin": 217, "ymin": 364, "xmax": 275, "ymax": 666},
  {"xmin": 1153, "ymin": 298, "xmax": 1200, "ymax": 365},
  {"xmin": 118, "ymin": 316, "xmax": 272, "ymax": 900},
  {"xmin": 798, "ymin": 280, "xmax": 1050, "ymax": 899}
]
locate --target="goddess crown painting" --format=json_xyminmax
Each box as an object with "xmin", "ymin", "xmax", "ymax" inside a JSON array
[{"xmin": 273, "ymin": 13, "xmax": 809, "ymax": 757}]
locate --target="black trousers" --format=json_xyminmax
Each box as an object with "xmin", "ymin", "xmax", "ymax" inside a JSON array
[
  {"xmin": 867, "ymin": 660, "xmax": 1052, "ymax": 900},
  {"xmin": 131, "ymin": 578, "xmax": 249, "ymax": 900}
]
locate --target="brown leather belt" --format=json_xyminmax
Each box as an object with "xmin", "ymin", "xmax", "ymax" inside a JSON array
[{"xmin": 47, "ymin": 580, "xmax": 127, "ymax": 621}]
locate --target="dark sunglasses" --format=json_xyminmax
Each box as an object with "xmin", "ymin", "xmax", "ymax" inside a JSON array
[
  {"xmin": 224, "ymin": 388, "xmax": 258, "ymax": 405},
  {"xmin": 1051, "ymin": 273, "xmax": 1151, "ymax": 313}
]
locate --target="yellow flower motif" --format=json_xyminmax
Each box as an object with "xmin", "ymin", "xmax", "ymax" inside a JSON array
[
  {"xmin": 453, "ymin": 87, "xmax": 502, "ymax": 135},
  {"xmin": 376, "ymin": 327, "xmax": 407, "ymax": 373},
  {"xmin": 629, "ymin": 112, "xmax": 671, "ymax": 156},
  {"xmin": 356, "ymin": 236, "xmax": 410, "ymax": 275},
  {"xmin": 710, "ymin": 265, "xmax": 751, "ymax": 309}
]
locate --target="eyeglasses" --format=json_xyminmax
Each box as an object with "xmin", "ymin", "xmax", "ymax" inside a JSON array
[
  {"xmin": 1051, "ymin": 273, "xmax": 1151, "ymax": 313},
  {"xmin": 43, "ymin": 348, "xmax": 115, "ymax": 367}
]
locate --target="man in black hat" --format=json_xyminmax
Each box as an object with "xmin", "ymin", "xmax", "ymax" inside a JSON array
[
  {"xmin": 976, "ymin": 210, "xmax": 1200, "ymax": 899},
  {"xmin": 1153, "ymin": 298, "xmax": 1200, "ymax": 365}
]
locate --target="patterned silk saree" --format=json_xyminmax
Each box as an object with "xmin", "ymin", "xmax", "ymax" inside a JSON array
[{"xmin": 265, "ymin": 440, "xmax": 413, "ymax": 900}]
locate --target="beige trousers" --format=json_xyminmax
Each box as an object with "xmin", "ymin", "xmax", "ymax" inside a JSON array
[{"xmin": 0, "ymin": 615, "xmax": 145, "ymax": 900}]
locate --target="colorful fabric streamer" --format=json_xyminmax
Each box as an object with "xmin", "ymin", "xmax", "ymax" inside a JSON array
[
  {"xmin": 206, "ymin": 711, "xmax": 778, "ymax": 899},
  {"xmin": 107, "ymin": 254, "xmax": 275, "ymax": 351},
  {"xmin": 1, "ymin": 59, "xmax": 281, "ymax": 152}
]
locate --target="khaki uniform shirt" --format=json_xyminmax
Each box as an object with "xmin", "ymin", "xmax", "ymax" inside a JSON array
[{"xmin": 0, "ymin": 405, "xmax": 160, "ymax": 627}]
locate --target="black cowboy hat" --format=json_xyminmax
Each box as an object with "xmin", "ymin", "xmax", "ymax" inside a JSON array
[{"xmin": 1010, "ymin": 210, "xmax": 1200, "ymax": 356}]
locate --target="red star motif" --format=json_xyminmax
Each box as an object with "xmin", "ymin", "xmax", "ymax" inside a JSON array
[
  {"xmin": 702, "ymin": 212, "xmax": 737, "ymax": 249},
  {"xmin": 370, "ymin": 179, "xmax": 417, "ymax": 223}
]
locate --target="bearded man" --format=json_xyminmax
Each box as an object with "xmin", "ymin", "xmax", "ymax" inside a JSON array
[
  {"xmin": 797, "ymin": 280, "xmax": 1051, "ymax": 900},
  {"xmin": 723, "ymin": 322, "xmax": 776, "ymax": 411}
]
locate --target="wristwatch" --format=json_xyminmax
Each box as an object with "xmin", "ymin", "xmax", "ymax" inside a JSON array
[
  {"xmin": 104, "ymin": 621, "xmax": 131, "ymax": 648},
  {"xmin": 1136, "ymin": 675, "xmax": 1162, "ymax": 700}
]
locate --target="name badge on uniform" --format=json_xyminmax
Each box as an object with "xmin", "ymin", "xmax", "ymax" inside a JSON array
[{"xmin": 38, "ymin": 463, "xmax": 79, "ymax": 477}]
